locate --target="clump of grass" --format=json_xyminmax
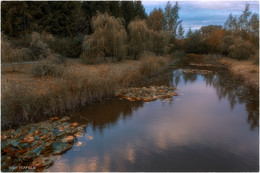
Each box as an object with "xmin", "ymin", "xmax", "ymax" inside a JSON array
[
  {"xmin": 30, "ymin": 50, "xmax": 65, "ymax": 77},
  {"xmin": 139, "ymin": 52, "xmax": 169, "ymax": 76},
  {"xmin": 30, "ymin": 63, "xmax": 63, "ymax": 77}
]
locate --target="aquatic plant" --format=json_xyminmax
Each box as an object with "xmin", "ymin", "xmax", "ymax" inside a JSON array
[
  {"xmin": 1, "ymin": 116, "xmax": 86, "ymax": 172},
  {"xmin": 115, "ymin": 86, "xmax": 178, "ymax": 102}
]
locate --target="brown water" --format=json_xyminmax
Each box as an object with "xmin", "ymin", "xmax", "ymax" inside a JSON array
[{"xmin": 49, "ymin": 64, "xmax": 259, "ymax": 172}]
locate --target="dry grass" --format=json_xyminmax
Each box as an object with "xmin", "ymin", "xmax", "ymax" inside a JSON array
[
  {"xmin": 1, "ymin": 54, "xmax": 170, "ymax": 129},
  {"xmin": 218, "ymin": 58, "xmax": 259, "ymax": 89},
  {"xmin": 186, "ymin": 54, "xmax": 205, "ymax": 59}
]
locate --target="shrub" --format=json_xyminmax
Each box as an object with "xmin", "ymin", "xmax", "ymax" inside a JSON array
[
  {"xmin": 30, "ymin": 51, "xmax": 65, "ymax": 77},
  {"xmin": 30, "ymin": 32, "xmax": 54, "ymax": 59},
  {"xmin": 173, "ymin": 50, "xmax": 186, "ymax": 58},
  {"xmin": 220, "ymin": 35, "xmax": 235, "ymax": 55},
  {"xmin": 228, "ymin": 37, "xmax": 253, "ymax": 60},
  {"xmin": 81, "ymin": 12, "xmax": 127, "ymax": 64},
  {"xmin": 51, "ymin": 35, "xmax": 84, "ymax": 58}
]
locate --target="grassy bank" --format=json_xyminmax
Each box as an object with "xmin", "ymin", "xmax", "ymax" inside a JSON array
[
  {"xmin": 1, "ymin": 54, "xmax": 170, "ymax": 129},
  {"xmin": 218, "ymin": 58, "xmax": 259, "ymax": 90}
]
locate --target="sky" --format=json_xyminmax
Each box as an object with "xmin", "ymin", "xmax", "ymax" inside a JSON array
[{"xmin": 142, "ymin": 1, "xmax": 259, "ymax": 31}]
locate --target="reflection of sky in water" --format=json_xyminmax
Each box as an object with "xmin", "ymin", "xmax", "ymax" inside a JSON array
[{"xmin": 49, "ymin": 69, "xmax": 258, "ymax": 172}]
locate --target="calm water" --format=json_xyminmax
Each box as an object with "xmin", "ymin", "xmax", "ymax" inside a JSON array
[{"xmin": 49, "ymin": 65, "xmax": 259, "ymax": 172}]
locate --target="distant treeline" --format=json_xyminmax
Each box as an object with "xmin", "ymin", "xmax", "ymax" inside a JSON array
[
  {"xmin": 2, "ymin": 1, "xmax": 183, "ymax": 63},
  {"xmin": 1, "ymin": 1, "xmax": 259, "ymax": 63},
  {"xmin": 1, "ymin": 1, "xmax": 147, "ymax": 37},
  {"xmin": 175, "ymin": 3, "xmax": 259, "ymax": 62}
]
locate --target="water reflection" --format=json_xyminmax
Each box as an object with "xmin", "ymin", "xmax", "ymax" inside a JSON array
[
  {"xmin": 69, "ymin": 99, "xmax": 144, "ymax": 133},
  {"xmin": 171, "ymin": 67, "xmax": 259, "ymax": 130},
  {"xmin": 49, "ymin": 64, "xmax": 259, "ymax": 172}
]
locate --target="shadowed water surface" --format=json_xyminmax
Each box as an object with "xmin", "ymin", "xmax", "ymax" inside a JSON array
[{"xmin": 49, "ymin": 65, "xmax": 259, "ymax": 172}]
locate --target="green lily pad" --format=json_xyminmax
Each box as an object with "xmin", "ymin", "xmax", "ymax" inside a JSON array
[{"xmin": 52, "ymin": 141, "xmax": 72, "ymax": 155}]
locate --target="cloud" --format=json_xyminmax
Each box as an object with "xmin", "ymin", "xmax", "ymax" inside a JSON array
[{"xmin": 143, "ymin": 1, "xmax": 259, "ymax": 31}]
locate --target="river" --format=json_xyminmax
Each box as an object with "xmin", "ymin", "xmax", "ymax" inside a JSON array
[{"xmin": 49, "ymin": 61, "xmax": 259, "ymax": 172}]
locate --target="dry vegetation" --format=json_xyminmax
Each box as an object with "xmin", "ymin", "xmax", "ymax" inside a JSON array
[
  {"xmin": 1, "ymin": 54, "xmax": 170, "ymax": 129},
  {"xmin": 218, "ymin": 58, "xmax": 259, "ymax": 89}
]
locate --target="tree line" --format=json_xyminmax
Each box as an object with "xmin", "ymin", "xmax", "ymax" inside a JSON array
[
  {"xmin": 1, "ymin": 1, "xmax": 258, "ymax": 63},
  {"xmin": 174, "ymin": 3, "xmax": 259, "ymax": 61},
  {"xmin": 2, "ymin": 1, "xmax": 183, "ymax": 63}
]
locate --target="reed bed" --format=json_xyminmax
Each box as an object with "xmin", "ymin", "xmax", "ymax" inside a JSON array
[{"xmin": 1, "ymin": 54, "xmax": 170, "ymax": 129}]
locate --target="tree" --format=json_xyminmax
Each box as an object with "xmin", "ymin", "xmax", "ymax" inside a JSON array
[
  {"xmin": 238, "ymin": 3, "xmax": 252, "ymax": 31},
  {"xmin": 186, "ymin": 27, "xmax": 193, "ymax": 38},
  {"xmin": 177, "ymin": 24, "xmax": 185, "ymax": 39},
  {"xmin": 184, "ymin": 30, "xmax": 208, "ymax": 54},
  {"xmin": 81, "ymin": 13, "xmax": 127, "ymax": 64},
  {"xmin": 120, "ymin": 1, "xmax": 147, "ymax": 31},
  {"xmin": 128, "ymin": 19, "xmax": 150, "ymax": 59},
  {"xmin": 224, "ymin": 13, "xmax": 239, "ymax": 31},
  {"xmin": 164, "ymin": 1, "xmax": 182, "ymax": 38},
  {"xmin": 1, "ymin": 1, "xmax": 36, "ymax": 36},
  {"xmin": 147, "ymin": 8, "xmax": 166, "ymax": 31},
  {"xmin": 205, "ymin": 28, "xmax": 225, "ymax": 52},
  {"xmin": 150, "ymin": 31, "xmax": 170, "ymax": 55},
  {"xmin": 248, "ymin": 13, "xmax": 259, "ymax": 36}
]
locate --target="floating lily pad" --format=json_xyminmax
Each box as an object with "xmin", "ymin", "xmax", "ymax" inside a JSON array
[
  {"xmin": 189, "ymin": 63, "xmax": 213, "ymax": 67},
  {"xmin": 182, "ymin": 69, "xmax": 213, "ymax": 74},
  {"xmin": 115, "ymin": 86, "xmax": 178, "ymax": 102},
  {"xmin": 52, "ymin": 141, "xmax": 72, "ymax": 155},
  {"xmin": 1, "ymin": 116, "xmax": 86, "ymax": 171}
]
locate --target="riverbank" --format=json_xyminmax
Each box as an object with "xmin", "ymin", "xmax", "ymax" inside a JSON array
[
  {"xmin": 218, "ymin": 58, "xmax": 259, "ymax": 90},
  {"xmin": 1, "ymin": 54, "xmax": 171, "ymax": 129}
]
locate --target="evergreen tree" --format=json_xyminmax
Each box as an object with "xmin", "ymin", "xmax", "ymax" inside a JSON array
[
  {"xmin": 177, "ymin": 24, "xmax": 184, "ymax": 39},
  {"xmin": 186, "ymin": 27, "xmax": 193, "ymax": 38},
  {"xmin": 248, "ymin": 13, "xmax": 259, "ymax": 36}
]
